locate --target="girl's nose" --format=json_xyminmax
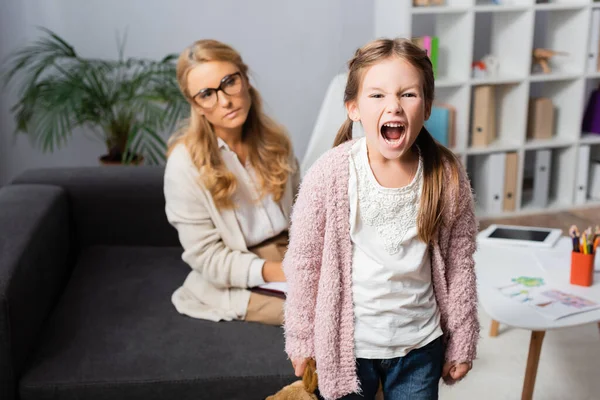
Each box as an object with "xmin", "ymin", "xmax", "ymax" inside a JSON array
[{"xmin": 386, "ymin": 99, "xmax": 403, "ymax": 114}]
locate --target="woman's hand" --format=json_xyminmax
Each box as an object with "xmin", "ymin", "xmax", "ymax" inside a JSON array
[
  {"xmin": 291, "ymin": 358, "xmax": 310, "ymax": 377},
  {"xmin": 262, "ymin": 261, "xmax": 286, "ymax": 282},
  {"xmin": 442, "ymin": 361, "xmax": 472, "ymax": 383}
]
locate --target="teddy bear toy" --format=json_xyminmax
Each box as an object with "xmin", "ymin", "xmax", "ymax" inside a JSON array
[{"xmin": 265, "ymin": 359, "xmax": 318, "ymax": 400}]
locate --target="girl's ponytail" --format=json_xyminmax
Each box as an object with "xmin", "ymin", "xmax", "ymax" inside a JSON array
[
  {"xmin": 415, "ymin": 127, "xmax": 461, "ymax": 244},
  {"xmin": 333, "ymin": 117, "xmax": 354, "ymax": 147}
]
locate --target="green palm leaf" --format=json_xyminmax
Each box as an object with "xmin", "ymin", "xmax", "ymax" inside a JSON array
[{"xmin": 2, "ymin": 27, "xmax": 188, "ymax": 164}]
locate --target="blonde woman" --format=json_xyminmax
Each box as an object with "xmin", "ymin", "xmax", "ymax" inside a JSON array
[{"xmin": 164, "ymin": 39, "xmax": 299, "ymax": 325}]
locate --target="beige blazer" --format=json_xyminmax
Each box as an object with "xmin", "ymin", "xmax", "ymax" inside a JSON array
[{"xmin": 163, "ymin": 143, "xmax": 300, "ymax": 322}]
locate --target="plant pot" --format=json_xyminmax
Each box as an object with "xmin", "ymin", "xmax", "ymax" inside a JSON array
[{"xmin": 99, "ymin": 153, "xmax": 144, "ymax": 166}]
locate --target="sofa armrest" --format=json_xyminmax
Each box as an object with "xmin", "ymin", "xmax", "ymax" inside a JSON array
[{"xmin": 0, "ymin": 184, "xmax": 71, "ymax": 400}]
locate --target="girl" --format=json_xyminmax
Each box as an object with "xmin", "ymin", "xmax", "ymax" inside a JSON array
[
  {"xmin": 164, "ymin": 39, "xmax": 299, "ymax": 325},
  {"xmin": 283, "ymin": 38, "xmax": 479, "ymax": 400}
]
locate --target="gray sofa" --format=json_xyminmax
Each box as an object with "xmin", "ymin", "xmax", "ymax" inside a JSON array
[{"xmin": 0, "ymin": 166, "xmax": 295, "ymax": 400}]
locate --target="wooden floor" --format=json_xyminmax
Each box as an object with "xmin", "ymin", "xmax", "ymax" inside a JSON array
[{"xmin": 479, "ymin": 206, "xmax": 600, "ymax": 234}]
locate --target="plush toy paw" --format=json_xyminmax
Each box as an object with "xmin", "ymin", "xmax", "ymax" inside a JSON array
[
  {"xmin": 265, "ymin": 380, "xmax": 318, "ymax": 400},
  {"xmin": 266, "ymin": 359, "xmax": 318, "ymax": 400}
]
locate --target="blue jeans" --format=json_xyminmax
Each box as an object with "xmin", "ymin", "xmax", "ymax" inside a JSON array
[{"xmin": 316, "ymin": 336, "xmax": 444, "ymax": 400}]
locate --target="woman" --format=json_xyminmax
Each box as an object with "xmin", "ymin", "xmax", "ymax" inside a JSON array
[{"xmin": 164, "ymin": 39, "xmax": 299, "ymax": 325}]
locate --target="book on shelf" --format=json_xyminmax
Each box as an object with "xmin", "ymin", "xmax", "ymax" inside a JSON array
[
  {"xmin": 413, "ymin": 0, "xmax": 445, "ymax": 7},
  {"xmin": 425, "ymin": 103, "xmax": 455, "ymax": 148},
  {"xmin": 411, "ymin": 35, "xmax": 439, "ymax": 79}
]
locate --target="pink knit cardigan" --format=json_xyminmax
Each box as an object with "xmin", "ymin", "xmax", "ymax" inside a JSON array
[{"xmin": 282, "ymin": 140, "xmax": 480, "ymax": 400}]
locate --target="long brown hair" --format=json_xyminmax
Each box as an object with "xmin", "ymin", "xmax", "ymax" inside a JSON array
[
  {"xmin": 334, "ymin": 38, "xmax": 461, "ymax": 244},
  {"xmin": 167, "ymin": 39, "xmax": 294, "ymax": 209}
]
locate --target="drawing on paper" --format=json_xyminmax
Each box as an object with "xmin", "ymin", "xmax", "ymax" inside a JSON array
[
  {"xmin": 498, "ymin": 276, "xmax": 544, "ymax": 303},
  {"xmin": 496, "ymin": 276, "xmax": 600, "ymax": 320},
  {"xmin": 537, "ymin": 289, "xmax": 597, "ymax": 309}
]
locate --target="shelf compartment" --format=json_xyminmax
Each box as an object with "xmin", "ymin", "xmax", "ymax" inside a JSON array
[
  {"xmin": 430, "ymin": 85, "xmax": 470, "ymax": 151},
  {"xmin": 531, "ymin": 8, "xmax": 588, "ymax": 76},
  {"xmin": 412, "ymin": 11, "xmax": 474, "ymax": 83},
  {"xmin": 574, "ymin": 143, "xmax": 600, "ymax": 204},
  {"xmin": 473, "ymin": 9, "xmax": 534, "ymax": 79},
  {"xmin": 468, "ymin": 82, "xmax": 528, "ymax": 149},
  {"xmin": 520, "ymin": 146, "xmax": 576, "ymax": 211},
  {"xmin": 467, "ymin": 150, "xmax": 521, "ymax": 216},
  {"xmin": 526, "ymin": 79, "xmax": 585, "ymax": 143}
]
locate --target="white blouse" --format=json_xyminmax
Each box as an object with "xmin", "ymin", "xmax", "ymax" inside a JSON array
[
  {"xmin": 348, "ymin": 137, "xmax": 443, "ymax": 359},
  {"xmin": 218, "ymin": 138, "xmax": 288, "ymax": 287}
]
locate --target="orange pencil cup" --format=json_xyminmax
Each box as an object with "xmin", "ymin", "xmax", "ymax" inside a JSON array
[{"xmin": 570, "ymin": 252, "xmax": 595, "ymax": 287}]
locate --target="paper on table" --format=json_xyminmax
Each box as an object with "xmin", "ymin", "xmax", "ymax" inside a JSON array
[{"xmin": 497, "ymin": 276, "xmax": 600, "ymax": 320}]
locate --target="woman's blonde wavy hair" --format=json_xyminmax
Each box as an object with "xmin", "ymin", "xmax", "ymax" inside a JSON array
[{"xmin": 167, "ymin": 39, "xmax": 295, "ymax": 209}]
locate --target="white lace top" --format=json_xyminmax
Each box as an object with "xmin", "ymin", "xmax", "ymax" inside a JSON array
[{"xmin": 348, "ymin": 137, "xmax": 442, "ymax": 359}]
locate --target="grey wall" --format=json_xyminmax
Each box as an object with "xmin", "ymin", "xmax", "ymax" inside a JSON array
[{"xmin": 0, "ymin": 0, "xmax": 373, "ymax": 185}]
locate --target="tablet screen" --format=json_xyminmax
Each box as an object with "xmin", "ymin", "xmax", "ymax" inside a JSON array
[{"xmin": 488, "ymin": 227, "xmax": 550, "ymax": 242}]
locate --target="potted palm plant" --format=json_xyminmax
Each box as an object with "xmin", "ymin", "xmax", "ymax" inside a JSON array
[{"xmin": 2, "ymin": 28, "xmax": 188, "ymax": 165}]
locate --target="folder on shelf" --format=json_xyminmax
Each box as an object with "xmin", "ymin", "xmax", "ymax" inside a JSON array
[
  {"xmin": 582, "ymin": 83, "xmax": 600, "ymax": 135},
  {"xmin": 532, "ymin": 149, "xmax": 551, "ymax": 208},
  {"xmin": 471, "ymin": 85, "xmax": 496, "ymax": 147},
  {"xmin": 574, "ymin": 145, "xmax": 591, "ymax": 205},
  {"xmin": 503, "ymin": 152, "xmax": 518, "ymax": 212},
  {"xmin": 527, "ymin": 97, "xmax": 554, "ymax": 140},
  {"xmin": 474, "ymin": 152, "xmax": 506, "ymax": 215},
  {"xmin": 589, "ymin": 160, "xmax": 600, "ymax": 200},
  {"xmin": 425, "ymin": 103, "xmax": 455, "ymax": 147},
  {"xmin": 589, "ymin": 9, "xmax": 600, "ymax": 73}
]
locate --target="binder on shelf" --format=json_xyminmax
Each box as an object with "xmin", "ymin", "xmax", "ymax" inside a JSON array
[
  {"xmin": 574, "ymin": 145, "xmax": 591, "ymax": 205},
  {"xmin": 589, "ymin": 9, "xmax": 600, "ymax": 72},
  {"xmin": 532, "ymin": 149, "xmax": 551, "ymax": 208},
  {"xmin": 589, "ymin": 160, "xmax": 600, "ymax": 200},
  {"xmin": 474, "ymin": 152, "xmax": 506, "ymax": 215},
  {"xmin": 582, "ymin": 83, "xmax": 600, "ymax": 135},
  {"xmin": 471, "ymin": 85, "xmax": 496, "ymax": 147},
  {"xmin": 425, "ymin": 103, "xmax": 455, "ymax": 147},
  {"xmin": 527, "ymin": 97, "xmax": 554, "ymax": 140},
  {"xmin": 503, "ymin": 152, "xmax": 518, "ymax": 212}
]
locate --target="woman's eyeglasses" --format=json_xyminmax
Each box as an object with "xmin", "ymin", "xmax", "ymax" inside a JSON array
[{"xmin": 192, "ymin": 72, "xmax": 243, "ymax": 109}]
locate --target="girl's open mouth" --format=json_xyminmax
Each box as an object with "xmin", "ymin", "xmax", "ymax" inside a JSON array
[{"xmin": 381, "ymin": 122, "xmax": 406, "ymax": 146}]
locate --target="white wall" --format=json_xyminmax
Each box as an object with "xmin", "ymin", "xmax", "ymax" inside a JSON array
[{"xmin": 0, "ymin": 0, "xmax": 374, "ymax": 184}]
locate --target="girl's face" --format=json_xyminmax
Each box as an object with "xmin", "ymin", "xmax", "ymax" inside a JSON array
[
  {"xmin": 347, "ymin": 56, "xmax": 430, "ymax": 162},
  {"xmin": 186, "ymin": 61, "xmax": 252, "ymax": 134}
]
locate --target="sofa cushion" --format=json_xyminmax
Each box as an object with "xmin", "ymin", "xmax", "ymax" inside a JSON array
[
  {"xmin": 19, "ymin": 246, "xmax": 296, "ymax": 400},
  {"xmin": 12, "ymin": 167, "xmax": 180, "ymax": 248}
]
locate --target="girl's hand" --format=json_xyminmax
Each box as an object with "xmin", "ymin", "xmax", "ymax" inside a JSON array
[
  {"xmin": 442, "ymin": 361, "xmax": 472, "ymax": 382},
  {"xmin": 291, "ymin": 358, "xmax": 310, "ymax": 377}
]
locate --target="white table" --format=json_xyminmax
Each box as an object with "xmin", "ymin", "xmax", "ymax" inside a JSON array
[{"xmin": 474, "ymin": 236, "xmax": 600, "ymax": 400}]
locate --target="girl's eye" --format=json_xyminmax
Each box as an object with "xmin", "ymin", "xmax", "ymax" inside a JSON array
[
  {"xmin": 403, "ymin": 93, "xmax": 417, "ymax": 98},
  {"xmin": 369, "ymin": 94, "xmax": 384, "ymax": 99}
]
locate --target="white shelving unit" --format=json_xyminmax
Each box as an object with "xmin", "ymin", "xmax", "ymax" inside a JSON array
[{"xmin": 375, "ymin": 0, "xmax": 600, "ymax": 219}]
